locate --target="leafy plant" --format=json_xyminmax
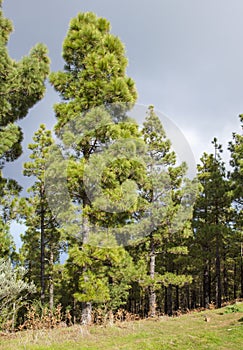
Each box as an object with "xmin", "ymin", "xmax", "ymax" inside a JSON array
[{"xmin": 224, "ymin": 303, "xmax": 243, "ymax": 314}]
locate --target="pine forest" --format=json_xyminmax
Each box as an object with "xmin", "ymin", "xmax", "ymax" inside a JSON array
[{"xmin": 0, "ymin": 1, "xmax": 242, "ymax": 333}]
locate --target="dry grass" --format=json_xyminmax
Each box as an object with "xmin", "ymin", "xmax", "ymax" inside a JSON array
[{"xmin": 0, "ymin": 304, "xmax": 243, "ymax": 349}]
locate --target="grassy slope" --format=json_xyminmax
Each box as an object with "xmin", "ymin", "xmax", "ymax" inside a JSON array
[{"xmin": 1, "ymin": 304, "xmax": 243, "ymax": 350}]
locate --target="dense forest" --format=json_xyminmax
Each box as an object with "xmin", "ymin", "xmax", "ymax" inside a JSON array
[{"xmin": 0, "ymin": 1, "xmax": 242, "ymax": 331}]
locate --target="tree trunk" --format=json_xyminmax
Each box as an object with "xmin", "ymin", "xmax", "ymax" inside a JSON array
[
  {"xmin": 186, "ymin": 283, "xmax": 190, "ymax": 310},
  {"xmin": 203, "ymin": 260, "xmax": 210, "ymax": 308},
  {"xmin": 81, "ymin": 302, "xmax": 92, "ymax": 325},
  {"xmin": 164, "ymin": 287, "xmax": 168, "ymax": 315},
  {"xmin": 191, "ymin": 288, "xmax": 196, "ymax": 309},
  {"xmin": 199, "ymin": 285, "xmax": 203, "ymax": 308},
  {"xmin": 223, "ymin": 254, "xmax": 228, "ymax": 302},
  {"xmin": 81, "ymin": 207, "xmax": 92, "ymax": 324},
  {"xmin": 241, "ymin": 254, "xmax": 243, "ymax": 298},
  {"xmin": 215, "ymin": 235, "xmax": 221, "ymax": 308},
  {"xmin": 40, "ymin": 190, "xmax": 45, "ymax": 305},
  {"xmin": 166, "ymin": 285, "xmax": 173, "ymax": 316},
  {"xmin": 148, "ymin": 234, "xmax": 156, "ymax": 317},
  {"xmin": 233, "ymin": 260, "xmax": 237, "ymax": 300},
  {"xmin": 11, "ymin": 302, "xmax": 16, "ymax": 331},
  {"xmin": 73, "ymin": 298, "xmax": 77, "ymax": 325},
  {"xmin": 49, "ymin": 247, "xmax": 54, "ymax": 310},
  {"xmin": 175, "ymin": 285, "xmax": 179, "ymax": 311}
]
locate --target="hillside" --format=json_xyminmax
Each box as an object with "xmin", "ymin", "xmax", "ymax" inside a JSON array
[{"xmin": 1, "ymin": 303, "xmax": 243, "ymax": 350}]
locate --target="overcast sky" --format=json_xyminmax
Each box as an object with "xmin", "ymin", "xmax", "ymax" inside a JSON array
[
  {"xmin": 3, "ymin": 0, "xmax": 243, "ymax": 171},
  {"xmin": 2, "ymin": 0, "xmax": 243, "ymax": 245}
]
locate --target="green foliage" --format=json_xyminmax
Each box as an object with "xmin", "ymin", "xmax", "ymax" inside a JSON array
[
  {"xmin": 49, "ymin": 12, "xmax": 137, "ymax": 133},
  {"xmin": 190, "ymin": 139, "xmax": 234, "ymax": 308},
  {"xmin": 193, "ymin": 146, "xmax": 231, "ymax": 245},
  {"xmin": 0, "ymin": 4, "xmax": 49, "ymax": 166},
  {"xmin": 229, "ymin": 115, "xmax": 243, "ymax": 199},
  {"xmin": 0, "ymin": 171, "xmax": 21, "ymax": 259},
  {"xmin": 159, "ymin": 272, "xmax": 193, "ymax": 288},
  {"xmin": 48, "ymin": 11, "xmax": 145, "ymax": 323},
  {"xmin": 20, "ymin": 125, "xmax": 63, "ymax": 306},
  {"xmin": 224, "ymin": 303, "xmax": 243, "ymax": 314},
  {"xmin": 126, "ymin": 106, "xmax": 198, "ymax": 315},
  {"xmin": 48, "ymin": 12, "xmax": 143, "ymax": 244},
  {"xmin": 0, "ymin": 2, "xmax": 50, "ymax": 261},
  {"xmin": 228, "ymin": 114, "xmax": 243, "ymax": 232},
  {"xmin": 67, "ymin": 244, "xmax": 137, "ymax": 311}
]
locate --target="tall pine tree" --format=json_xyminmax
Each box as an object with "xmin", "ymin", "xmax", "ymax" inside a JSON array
[
  {"xmin": 20, "ymin": 125, "xmax": 62, "ymax": 309},
  {"xmin": 127, "ymin": 106, "xmax": 198, "ymax": 316},
  {"xmin": 49, "ymin": 12, "xmax": 139, "ymax": 323},
  {"xmin": 0, "ymin": 1, "xmax": 50, "ymax": 259},
  {"xmin": 193, "ymin": 139, "xmax": 231, "ymax": 308},
  {"xmin": 0, "ymin": 0, "xmax": 49, "ymax": 167},
  {"xmin": 228, "ymin": 115, "xmax": 243, "ymax": 297}
]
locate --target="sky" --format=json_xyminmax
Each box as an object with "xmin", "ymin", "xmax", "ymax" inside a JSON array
[{"xmin": 2, "ymin": 0, "xmax": 243, "ymax": 246}]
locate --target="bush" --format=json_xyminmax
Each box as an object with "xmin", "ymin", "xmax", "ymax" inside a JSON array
[
  {"xmin": 0, "ymin": 258, "xmax": 36, "ymax": 331},
  {"xmin": 224, "ymin": 303, "xmax": 243, "ymax": 314}
]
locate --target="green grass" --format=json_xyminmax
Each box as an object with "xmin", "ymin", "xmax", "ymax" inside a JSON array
[{"xmin": 1, "ymin": 304, "xmax": 243, "ymax": 349}]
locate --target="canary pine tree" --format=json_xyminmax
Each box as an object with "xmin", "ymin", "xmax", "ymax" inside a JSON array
[
  {"xmin": 49, "ymin": 12, "xmax": 139, "ymax": 324},
  {"xmin": 0, "ymin": 0, "xmax": 49, "ymax": 167},
  {"xmin": 228, "ymin": 115, "xmax": 243, "ymax": 297},
  {"xmin": 0, "ymin": 0, "xmax": 50, "ymax": 258},
  {"xmin": 127, "ymin": 106, "xmax": 197, "ymax": 316},
  {"xmin": 20, "ymin": 125, "xmax": 62, "ymax": 308},
  {"xmin": 193, "ymin": 140, "xmax": 231, "ymax": 308}
]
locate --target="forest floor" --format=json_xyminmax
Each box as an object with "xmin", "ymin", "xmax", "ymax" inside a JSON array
[{"xmin": 1, "ymin": 303, "xmax": 243, "ymax": 349}]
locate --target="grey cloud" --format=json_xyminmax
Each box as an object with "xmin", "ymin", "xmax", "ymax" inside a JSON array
[{"xmin": 2, "ymin": 0, "xmax": 243, "ymax": 185}]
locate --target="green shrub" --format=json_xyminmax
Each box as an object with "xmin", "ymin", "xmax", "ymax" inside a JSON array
[{"xmin": 224, "ymin": 303, "xmax": 243, "ymax": 314}]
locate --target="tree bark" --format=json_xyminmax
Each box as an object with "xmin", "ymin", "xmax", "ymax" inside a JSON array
[
  {"xmin": 40, "ymin": 187, "xmax": 45, "ymax": 305},
  {"xmin": 233, "ymin": 260, "xmax": 237, "ymax": 300},
  {"xmin": 241, "ymin": 254, "xmax": 243, "ymax": 298},
  {"xmin": 81, "ymin": 302, "xmax": 92, "ymax": 325},
  {"xmin": 81, "ymin": 203, "xmax": 92, "ymax": 324},
  {"xmin": 215, "ymin": 234, "xmax": 221, "ymax": 308},
  {"xmin": 164, "ymin": 287, "xmax": 168, "ymax": 315},
  {"xmin": 223, "ymin": 254, "xmax": 228, "ymax": 302},
  {"xmin": 49, "ymin": 247, "xmax": 54, "ymax": 310},
  {"xmin": 148, "ymin": 234, "xmax": 156, "ymax": 317},
  {"xmin": 186, "ymin": 283, "xmax": 190, "ymax": 310},
  {"xmin": 175, "ymin": 285, "xmax": 179, "ymax": 311},
  {"xmin": 166, "ymin": 285, "xmax": 173, "ymax": 316},
  {"xmin": 191, "ymin": 288, "xmax": 196, "ymax": 309},
  {"xmin": 203, "ymin": 260, "xmax": 210, "ymax": 308}
]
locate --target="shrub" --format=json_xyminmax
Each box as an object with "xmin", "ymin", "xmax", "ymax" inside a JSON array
[{"xmin": 0, "ymin": 258, "xmax": 36, "ymax": 331}]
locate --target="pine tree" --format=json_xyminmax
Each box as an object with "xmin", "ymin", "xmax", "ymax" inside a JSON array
[
  {"xmin": 0, "ymin": 174, "xmax": 21, "ymax": 259},
  {"xmin": 228, "ymin": 115, "xmax": 243, "ymax": 297},
  {"xmin": 49, "ymin": 11, "xmax": 137, "ymax": 133},
  {"xmin": 0, "ymin": 1, "xmax": 50, "ymax": 259},
  {"xmin": 49, "ymin": 12, "xmax": 139, "ymax": 323},
  {"xmin": 0, "ymin": 1, "xmax": 49, "ymax": 167},
  {"xmin": 228, "ymin": 115, "xmax": 243, "ymax": 209},
  {"xmin": 20, "ymin": 125, "xmax": 62, "ymax": 308},
  {"xmin": 127, "ymin": 106, "xmax": 198, "ymax": 316},
  {"xmin": 193, "ymin": 139, "xmax": 231, "ymax": 308},
  {"xmin": 141, "ymin": 105, "xmax": 176, "ymax": 317},
  {"xmin": 64, "ymin": 244, "xmax": 137, "ymax": 318}
]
